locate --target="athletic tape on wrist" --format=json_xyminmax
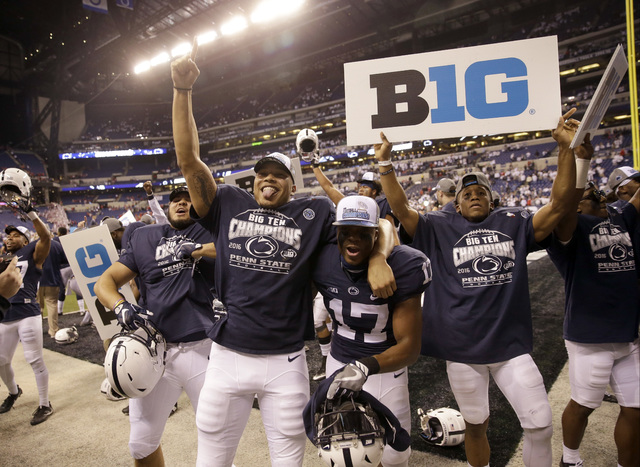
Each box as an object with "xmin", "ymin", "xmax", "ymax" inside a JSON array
[
  {"xmin": 575, "ymin": 158, "xmax": 590, "ymax": 189},
  {"xmin": 377, "ymin": 160, "xmax": 393, "ymax": 167},
  {"xmin": 27, "ymin": 211, "xmax": 39, "ymax": 221}
]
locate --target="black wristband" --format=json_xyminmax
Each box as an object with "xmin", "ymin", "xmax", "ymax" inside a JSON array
[
  {"xmin": 174, "ymin": 86, "xmax": 192, "ymax": 92},
  {"xmin": 147, "ymin": 194, "xmax": 154, "ymax": 200},
  {"xmin": 357, "ymin": 356, "xmax": 380, "ymax": 376},
  {"xmin": 312, "ymin": 162, "xmax": 320, "ymax": 168},
  {"xmin": 380, "ymin": 167, "xmax": 394, "ymax": 176}
]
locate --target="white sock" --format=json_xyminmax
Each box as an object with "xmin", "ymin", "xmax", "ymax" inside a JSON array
[
  {"xmin": 562, "ymin": 445, "xmax": 581, "ymax": 464},
  {"xmin": 77, "ymin": 299, "xmax": 85, "ymax": 312}
]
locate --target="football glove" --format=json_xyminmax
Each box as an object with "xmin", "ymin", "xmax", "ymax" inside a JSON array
[
  {"xmin": 113, "ymin": 301, "xmax": 150, "ymax": 330},
  {"xmin": 327, "ymin": 361, "xmax": 369, "ymax": 400},
  {"xmin": 175, "ymin": 241, "xmax": 203, "ymax": 260}
]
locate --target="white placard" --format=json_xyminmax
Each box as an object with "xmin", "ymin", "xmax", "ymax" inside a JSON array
[
  {"xmin": 344, "ymin": 36, "xmax": 561, "ymax": 145},
  {"xmin": 60, "ymin": 225, "xmax": 137, "ymax": 340},
  {"xmin": 223, "ymin": 156, "xmax": 304, "ymax": 190},
  {"xmin": 570, "ymin": 44, "xmax": 628, "ymax": 148}
]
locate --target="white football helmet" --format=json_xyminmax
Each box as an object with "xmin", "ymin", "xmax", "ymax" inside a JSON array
[
  {"xmin": 296, "ymin": 128, "xmax": 319, "ymax": 163},
  {"xmin": 0, "ymin": 168, "xmax": 32, "ymax": 198},
  {"xmin": 54, "ymin": 326, "xmax": 79, "ymax": 345},
  {"xmin": 418, "ymin": 407, "xmax": 466, "ymax": 446},
  {"xmin": 100, "ymin": 377, "xmax": 127, "ymax": 401},
  {"xmin": 314, "ymin": 395, "xmax": 385, "ymax": 467},
  {"xmin": 104, "ymin": 321, "xmax": 166, "ymax": 399}
]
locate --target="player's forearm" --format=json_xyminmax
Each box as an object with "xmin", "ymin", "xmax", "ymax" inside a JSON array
[
  {"xmin": 372, "ymin": 337, "xmax": 420, "ymax": 373},
  {"xmin": 378, "ymin": 167, "xmax": 419, "ymax": 238},
  {"xmin": 172, "ymin": 90, "xmax": 201, "ymax": 170},
  {"xmin": 313, "ymin": 167, "xmax": 344, "ymax": 205},
  {"xmin": 94, "ymin": 273, "xmax": 124, "ymax": 311},
  {"xmin": 193, "ymin": 242, "xmax": 216, "ymax": 259},
  {"xmin": 147, "ymin": 196, "xmax": 169, "ymax": 224}
]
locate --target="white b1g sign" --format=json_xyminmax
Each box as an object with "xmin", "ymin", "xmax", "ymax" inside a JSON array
[{"xmin": 344, "ymin": 36, "xmax": 561, "ymax": 145}]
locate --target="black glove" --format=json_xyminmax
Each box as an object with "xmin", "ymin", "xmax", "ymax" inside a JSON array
[
  {"xmin": 175, "ymin": 241, "xmax": 203, "ymax": 260},
  {"xmin": 113, "ymin": 300, "xmax": 150, "ymax": 330}
]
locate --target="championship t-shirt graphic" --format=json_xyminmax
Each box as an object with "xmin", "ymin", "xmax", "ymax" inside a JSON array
[
  {"xmin": 585, "ymin": 219, "xmax": 634, "ymax": 273},
  {"xmin": 227, "ymin": 209, "xmax": 302, "ymax": 274},
  {"xmin": 452, "ymin": 229, "xmax": 516, "ymax": 288}
]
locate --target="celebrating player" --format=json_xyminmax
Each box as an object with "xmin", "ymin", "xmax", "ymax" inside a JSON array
[
  {"xmin": 374, "ymin": 109, "xmax": 583, "ymax": 467},
  {"xmin": 313, "ymin": 195, "xmax": 431, "ymax": 466},
  {"xmin": 95, "ymin": 186, "xmax": 217, "ymax": 466},
  {"xmin": 0, "ymin": 187, "xmax": 53, "ymax": 425},
  {"xmin": 171, "ymin": 41, "xmax": 396, "ymax": 466},
  {"xmin": 547, "ymin": 141, "xmax": 639, "ymax": 467}
]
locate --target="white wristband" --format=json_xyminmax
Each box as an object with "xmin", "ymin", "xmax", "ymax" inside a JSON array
[
  {"xmin": 27, "ymin": 211, "xmax": 39, "ymax": 221},
  {"xmin": 575, "ymin": 158, "xmax": 590, "ymax": 189},
  {"xmin": 377, "ymin": 160, "xmax": 393, "ymax": 167}
]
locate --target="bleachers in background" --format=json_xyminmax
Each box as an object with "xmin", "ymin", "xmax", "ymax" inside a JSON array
[{"xmin": 12, "ymin": 151, "xmax": 47, "ymax": 177}]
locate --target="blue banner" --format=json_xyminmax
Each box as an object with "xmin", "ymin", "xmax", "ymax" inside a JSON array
[{"xmin": 82, "ymin": 0, "xmax": 108, "ymax": 14}]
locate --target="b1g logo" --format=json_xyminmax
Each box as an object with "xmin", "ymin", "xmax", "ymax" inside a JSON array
[
  {"xmin": 370, "ymin": 57, "xmax": 528, "ymax": 128},
  {"xmin": 75, "ymin": 243, "xmax": 116, "ymax": 326}
]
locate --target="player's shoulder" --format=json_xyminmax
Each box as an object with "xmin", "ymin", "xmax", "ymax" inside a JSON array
[
  {"xmin": 389, "ymin": 244, "xmax": 427, "ymax": 267},
  {"xmin": 290, "ymin": 195, "xmax": 335, "ymax": 216}
]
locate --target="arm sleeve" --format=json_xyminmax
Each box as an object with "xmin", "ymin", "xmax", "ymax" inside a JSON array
[{"xmin": 148, "ymin": 196, "xmax": 169, "ymax": 225}]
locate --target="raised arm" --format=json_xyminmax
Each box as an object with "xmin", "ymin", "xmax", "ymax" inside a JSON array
[
  {"xmin": 553, "ymin": 133, "xmax": 595, "ymax": 242},
  {"xmin": 374, "ymin": 132, "xmax": 420, "ymax": 238},
  {"xmin": 95, "ymin": 262, "xmax": 137, "ymax": 312},
  {"xmin": 31, "ymin": 215, "xmax": 51, "ymax": 268},
  {"xmin": 312, "ymin": 165, "xmax": 345, "ymax": 205},
  {"xmin": 171, "ymin": 40, "xmax": 216, "ymax": 218},
  {"xmin": 367, "ymin": 217, "xmax": 397, "ymax": 299},
  {"xmin": 531, "ymin": 108, "xmax": 581, "ymax": 242},
  {"xmin": 143, "ymin": 181, "xmax": 169, "ymax": 225}
]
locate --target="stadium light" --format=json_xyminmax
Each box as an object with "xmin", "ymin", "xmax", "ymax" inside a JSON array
[
  {"xmin": 197, "ymin": 30, "xmax": 218, "ymax": 45},
  {"xmin": 134, "ymin": 61, "xmax": 151, "ymax": 74},
  {"xmin": 150, "ymin": 52, "xmax": 170, "ymax": 67},
  {"xmin": 221, "ymin": 16, "xmax": 248, "ymax": 36},
  {"xmin": 251, "ymin": 0, "xmax": 304, "ymax": 24},
  {"xmin": 559, "ymin": 68, "xmax": 576, "ymax": 76},
  {"xmin": 172, "ymin": 42, "xmax": 191, "ymax": 57}
]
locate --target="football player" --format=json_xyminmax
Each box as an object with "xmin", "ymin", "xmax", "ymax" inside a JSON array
[
  {"xmin": 95, "ymin": 186, "xmax": 217, "ymax": 466},
  {"xmin": 0, "ymin": 213, "xmax": 53, "ymax": 425},
  {"xmin": 171, "ymin": 41, "xmax": 397, "ymax": 466},
  {"xmin": 548, "ymin": 151, "xmax": 639, "ymax": 467},
  {"xmin": 313, "ymin": 195, "xmax": 431, "ymax": 467},
  {"xmin": 374, "ymin": 109, "xmax": 585, "ymax": 467}
]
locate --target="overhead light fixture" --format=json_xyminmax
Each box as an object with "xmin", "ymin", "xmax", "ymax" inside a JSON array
[
  {"xmin": 251, "ymin": 0, "xmax": 304, "ymax": 24},
  {"xmin": 221, "ymin": 16, "xmax": 248, "ymax": 36},
  {"xmin": 134, "ymin": 61, "xmax": 151, "ymax": 74},
  {"xmin": 512, "ymin": 132, "xmax": 529, "ymax": 137},
  {"xmin": 559, "ymin": 68, "xmax": 576, "ymax": 76},
  {"xmin": 150, "ymin": 52, "xmax": 170, "ymax": 66},
  {"xmin": 577, "ymin": 63, "xmax": 600, "ymax": 72},
  {"xmin": 172, "ymin": 42, "xmax": 191, "ymax": 57},
  {"xmin": 197, "ymin": 30, "xmax": 218, "ymax": 45},
  {"xmin": 613, "ymin": 115, "xmax": 631, "ymax": 120}
]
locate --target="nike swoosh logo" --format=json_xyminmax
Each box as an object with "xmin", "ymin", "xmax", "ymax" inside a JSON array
[
  {"xmin": 393, "ymin": 371, "xmax": 405, "ymax": 378},
  {"xmin": 288, "ymin": 354, "xmax": 301, "ymax": 362}
]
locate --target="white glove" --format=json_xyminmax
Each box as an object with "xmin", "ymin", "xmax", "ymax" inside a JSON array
[{"xmin": 327, "ymin": 362, "xmax": 368, "ymax": 400}]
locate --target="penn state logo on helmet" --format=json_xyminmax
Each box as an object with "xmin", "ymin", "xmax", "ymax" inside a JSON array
[
  {"xmin": 54, "ymin": 326, "xmax": 79, "ymax": 345},
  {"xmin": 104, "ymin": 321, "xmax": 166, "ymax": 399},
  {"xmin": 417, "ymin": 407, "xmax": 466, "ymax": 446},
  {"xmin": 314, "ymin": 394, "xmax": 385, "ymax": 467}
]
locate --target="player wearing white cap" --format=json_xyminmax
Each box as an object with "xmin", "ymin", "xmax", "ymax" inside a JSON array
[
  {"xmin": 374, "ymin": 109, "xmax": 586, "ymax": 467},
  {"xmin": 313, "ymin": 195, "xmax": 431, "ymax": 466}
]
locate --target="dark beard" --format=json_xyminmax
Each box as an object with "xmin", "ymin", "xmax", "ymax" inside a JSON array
[{"xmin": 169, "ymin": 216, "xmax": 195, "ymax": 230}]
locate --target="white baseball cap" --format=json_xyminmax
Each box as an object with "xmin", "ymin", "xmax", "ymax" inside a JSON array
[
  {"xmin": 607, "ymin": 166, "xmax": 640, "ymax": 191},
  {"xmin": 254, "ymin": 152, "xmax": 295, "ymax": 180},
  {"xmin": 334, "ymin": 196, "xmax": 379, "ymax": 228}
]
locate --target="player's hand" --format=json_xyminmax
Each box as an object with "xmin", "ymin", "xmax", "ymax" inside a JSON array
[
  {"xmin": 113, "ymin": 301, "xmax": 149, "ymax": 330},
  {"xmin": 575, "ymin": 132, "xmax": 593, "ymax": 160},
  {"xmin": 171, "ymin": 39, "xmax": 200, "ymax": 90},
  {"xmin": 175, "ymin": 241, "xmax": 203, "ymax": 260},
  {"xmin": 143, "ymin": 181, "xmax": 153, "ymax": 196},
  {"xmin": 367, "ymin": 254, "xmax": 397, "ymax": 299},
  {"xmin": 373, "ymin": 131, "xmax": 392, "ymax": 163},
  {"xmin": 552, "ymin": 108, "xmax": 579, "ymax": 148},
  {"xmin": 327, "ymin": 362, "xmax": 368, "ymax": 400},
  {"xmin": 0, "ymin": 257, "xmax": 22, "ymax": 300}
]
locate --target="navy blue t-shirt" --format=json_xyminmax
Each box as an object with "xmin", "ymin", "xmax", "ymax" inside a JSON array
[
  {"xmin": 118, "ymin": 222, "xmax": 216, "ymax": 343},
  {"xmin": 40, "ymin": 239, "xmax": 67, "ymax": 287},
  {"xmin": 193, "ymin": 184, "xmax": 336, "ymax": 354},
  {"xmin": 3, "ymin": 242, "xmax": 42, "ymax": 322},
  {"xmin": 313, "ymin": 244, "xmax": 431, "ymax": 363},
  {"xmin": 547, "ymin": 203, "xmax": 639, "ymax": 343},
  {"xmin": 410, "ymin": 207, "xmax": 543, "ymax": 364}
]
